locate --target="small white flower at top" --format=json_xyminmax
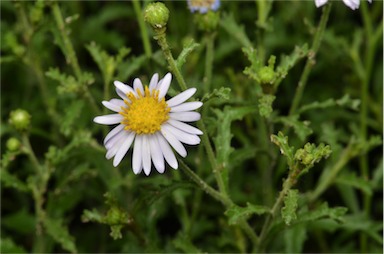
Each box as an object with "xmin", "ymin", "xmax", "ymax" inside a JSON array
[
  {"xmin": 315, "ymin": 0, "xmax": 372, "ymax": 10},
  {"xmin": 94, "ymin": 73, "xmax": 203, "ymax": 176}
]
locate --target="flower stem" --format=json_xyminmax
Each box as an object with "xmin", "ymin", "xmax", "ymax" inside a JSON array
[
  {"xmin": 51, "ymin": 2, "xmax": 100, "ymax": 115},
  {"xmin": 133, "ymin": 0, "xmax": 152, "ymax": 59},
  {"xmin": 289, "ymin": 3, "xmax": 331, "ymax": 115},
  {"xmin": 204, "ymin": 32, "xmax": 215, "ymax": 94},
  {"xmin": 153, "ymin": 30, "xmax": 188, "ymax": 91}
]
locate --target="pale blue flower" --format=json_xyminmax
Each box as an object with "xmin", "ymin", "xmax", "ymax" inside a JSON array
[{"xmin": 187, "ymin": 0, "xmax": 220, "ymax": 14}]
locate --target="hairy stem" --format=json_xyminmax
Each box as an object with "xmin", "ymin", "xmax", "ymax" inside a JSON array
[
  {"xmin": 133, "ymin": 0, "xmax": 152, "ymax": 59},
  {"xmin": 289, "ymin": 3, "xmax": 331, "ymax": 115}
]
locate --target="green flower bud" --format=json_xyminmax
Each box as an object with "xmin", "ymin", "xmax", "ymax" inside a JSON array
[
  {"xmin": 9, "ymin": 109, "xmax": 31, "ymax": 131},
  {"xmin": 6, "ymin": 137, "xmax": 21, "ymax": 151},
  {"xmin": 258, "ymin": 66, "xmax": 275, "ymax": 84},
  {"xmin": 144, "ymin": 2, "xmax": 169, "ymax": 29},
  {"xmin": 194, "ymin": 11, "xmax": 220, "ymax": 32},
  {"xmin": 105, "ymin": 206, "xmax": 128, "ymax": 225}
]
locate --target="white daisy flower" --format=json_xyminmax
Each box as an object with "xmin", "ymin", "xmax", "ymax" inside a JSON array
[
  {"xmin": 315, "ymin": 0, "xmax": 371, "ymax": 10},
  {"xmin": 94, "ymin": 73, "xmax": 203, "ymax": 176}
]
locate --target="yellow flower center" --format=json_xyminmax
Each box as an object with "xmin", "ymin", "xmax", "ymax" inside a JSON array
[{"xmin": 120, "ymin": 86, "xmax": 170, "ymax": 134}]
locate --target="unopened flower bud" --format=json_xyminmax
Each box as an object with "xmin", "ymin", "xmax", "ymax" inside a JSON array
[
  {"xmin": 9, "ymin": 109, "xmax": 31, "ymax": 131},
  {"xmin": 194, "ymin": 11, "xmax": 220, "ymax": 32},
  {"xmin": 258, "ymin": 66, "xmax": 275, "ymax": 84},
  {"xmin": 6, "ymin": 137, "xmax": 21, "ymax": 151},
  {"xmin": 144, "ymin": 2, "xmax": 169, "ymax": 29}
]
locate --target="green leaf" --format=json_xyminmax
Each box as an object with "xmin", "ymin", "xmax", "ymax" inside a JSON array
[
  {"xmin": 60, "ymin": 101, "xmax": 84, "ymax": 136},
  {"xmin": 298, "ymin": 94, "xmax": 360, "ymax": 114},
  {"xmin": 0, "ymin": 238, "xmax": 27, "ymax": 253},
  {"xmin": 213, "ymin": 106, "xmax": 257, "ymax": 187},
  {"xmin": 220, "ymin": 13, "xmax": 252, "ymax": 48},
  {"xmin": 1, "ymin": 209, "xmax": 35, "ymax": 234},
  {"xmin": 81, "ymin": 209, "xmax": 104, "ymax": 223},
  {"xmin": 176, "ymin": 38, "xmax": 200, "ymax": 69},
  {"xmin": 281, "ymin": 189, "xmax": 299, "ymax": 226},
  {"xmin": 335, "ymin": 172, "xmax": 372, "ymax": 196},
  {"xmin": 297, "ymin": 202, "xmax": 347, "ymax": 224},
  {"xmin": 110, "ymin": 225, "xmax": 124, "ymax": 240},
  {"xmin": 173, "ymin": 233, "xmax": 204, "ymax": 253},
  {"xmin": 242, "ymin": 47, "xmax": 262, "ymax": 82},
  {"xmin": 270, "ymin": 132, "xmax": 295, "ymax": 169},
  {"xmin": 258, "ymin": 94, "xmax": 275, "ymax": 117},
  {"xmin": 201, "ymin": 87, "xmax": 231, "ymax": 103},
  {"xmin": 0, "ymin": 168, "xmax": 29, "ymax": 192},
  {"xmin": 225, "ymin": 203, "xmax": 270, "ymax": 225},
  {"xmin": 284, "ymin": 223, "xmax": 307, "ymax": 253},
  {"xmin": 45, "ymin": 68, "xmax": 80, "ymax": 94},
  {"xmin": 44, "ymin": 217, "xmax": 77, "ymax": 253},
  {"xmin": 371, "ymin": 159, "xmax": 383, "ymax": 190},
  {"xmin": 274, "ymin": 115, "xmax": 313, "ymax": 141},
  {"xmin": 117, "ymin": 54, "xmax": 147, "ymax": 81},
  {"xmin": 275, "ymin": 44, "xmax": 309, "ymax": 87}
]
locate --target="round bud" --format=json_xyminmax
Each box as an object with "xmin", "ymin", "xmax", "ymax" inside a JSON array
[
  {"xmin": 6, "ymin": 137, "xmax": 21, "ymax": 151},
  {"xmin": 258, "ymin": 66, "xmax": 276, "ymax": 84},
  {"xmin": 9, "ymin": 109, "xmax": 31, "ymax": 131},
  {"xmin": 144, "ymin": 2, "xmax": 169, "ymax": 29}
]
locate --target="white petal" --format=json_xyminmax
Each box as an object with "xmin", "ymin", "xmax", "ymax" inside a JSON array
[
  {"xmin": 158, "ymin": 73, "xmax": 172, "ymax": 99},
  {"xmin": 104, "ymin": 124, "xmax": 125, "ymax": 145},
  {"xmin": 102, "ymin": 101, "xmax": 122, "ymax": 112},
  {"xmin": 114, "ymin": 81, "xmax": 134, "ymax": 96},
  {"xmin": 110, "ymin": 99, "xmax": 125, "ymax": 107},
  {"xmin": 105, "ymin": 129, "xmax": 126, "ymax": 149},
  {"xmin": 133, "ymin": 78, "xmax": 144, "ymax": 95},
  {"xmin": 149, "ymin": 73, "xmax": 159, "ymax": 91},
  {"xmin": 169, "ymin": 112, "xmax": 201, "ymax": 122},
  {"xmin": 113, "ymin": 132, "xmax": 135, "ymax": 167},
  {"xmin": 170, "ymin": 101, "xmax": 203, "ymax": 112},
  {"xmin": 149, "ymin": 135, "xmax": 165, "ymax": 173},
  {"xmin": 142, "ymin": 135, "xmax": 152, "ymax": 176},
  {"xmin": 160, "ymin": 128, "xmax": 187, "ymax": 157},
  {"xmin": 116, "ymin": 88, "xmax": 128, "ymax": 100},
  {"xmin": 315, "ymin": 0, "xmax": 328, "ymax": 7},
  {"xmin": 106, "ymin": 137, "xmax": 125, "ymax": 160},
  {"xmin": 132, "ymin": 135, "xmax": 143, "ymax": 174},
  {"xmin": 342, "ymin": 0, "xmax": 359, "ymax": 9},
  {"xmin": 162, "ymin": 124, "xmax": 201, "ymax": 145},
  {"xmin": 94, "ymin": 114, "xmax": 123, "ymax": 125},
  {"xmin": 156, "ymin": 133, "xmax": 178, "ymax": 169},
  {"xmin": 166, "ymin": 88, "xmax": 197, "ymax": 107},
  {"xmin": 167, "ymin": 119, "xmax": 203, "ymax": 135}
]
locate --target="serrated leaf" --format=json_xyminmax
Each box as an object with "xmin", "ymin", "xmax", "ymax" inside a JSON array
[
  {"xmin": 173, "ymin": 233, "xmax": 204, "ymax": 253},
  {"xmin": 44, "ymin": 217, "xmax": 77, "ymax": 253},
  {"xmin": 281, "ymin": 189, "xmax": 299, "ymax": 225},
  {"xmin": 225, "ymin": 203, "xmax": 270, "ymax": 225},
  {"xmin": 274, "ymin": 115, "xmax": 313, "ymax": 141},
  {"xmin": 335, "ymin": 172, "xmax": 372, "ymax": 196},
  {"xmin": 45, "ymin": 68, "xmax": 80, "ymax": 94},
  {"xmin": 284, "ymin": 223, "xmax": 307, "ymax": 253},
  {"xmin": 258, "ymin": 94, "xmax": 275, "ymax": 117},
  {"xmin": 270, "ymin": 132, "xmax": 295, "ymax": 169},
  {"xmin": 0, "ymin": 238, "xmax": 27, "ymax": 253},
  {"xmin": 297, "ymin": 202, "xmax": 347, "ymax": 224},
  {"xmin": 176, "ymin": 39, "xmax": 200, "ymax": 69},
  {"xmin": 201, "ymin": 87, "xmax": 231, "ymax": 103},
  {"xmin": 117, "ymin": 55, "xmax": 147, "ymax": 81},
  {"xmin": 60, "ymin": 101, "xmax": 84, "ymax": 136},
  {"xmin": 213, "ymin": 106, "xmax": 257, "ymax": 188},
  {"xmin": 220, "ymin": 13, "xmax": 252, "ymax": 48},
  {"xmin": 0, "ymin": 169, "xmax": 29, "ymax": 192},
  {"xmin": 298, "ymin": 94, "xmax": 360, "ymax": 114},
  {"xmin": 275, "ymin": 44, "xmax": 309, "ymax": 87},
  {"xmin": 110, "ymin": 225, "xmax": 123, "ymax": 240},
  {"xmin": 81, "ymin": 209, "xmax": 104, "ymax": 223}
]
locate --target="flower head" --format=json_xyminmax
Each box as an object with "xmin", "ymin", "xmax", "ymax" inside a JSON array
[
  {"xmin": 187, "ymin": 0, "xmax": 220, "ymax": 14},
  {"xmin": 315, "ymin": 0, "xmax": 371, "ymax": 10},
  {"xmin": 94, "ymin": 73, "xmax": 203, "ymax": 176}
]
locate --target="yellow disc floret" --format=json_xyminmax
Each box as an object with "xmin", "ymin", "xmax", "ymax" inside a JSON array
[{"xmin": 120, "ymin": 86, "xmax": 170, "ymax": 134}]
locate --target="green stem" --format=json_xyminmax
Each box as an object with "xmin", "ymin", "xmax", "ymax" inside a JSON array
[
  {"xmin": 133, "ymin": 0, "xmax": 152, "ymax": 59},
  {"xmin": 179, "ymin": 159, "xmax": 230, "ymax": 206},
  {"xmin": 204, "ymin": 33, "xmax": 215, "ymax": 94},
  {"xmin": 289, "ymin": 3, "xmax": 331, "ymax": 115},
  {"xmin": 153, "ymin": 29, "xmax": 188, "ymax": 91},
  {"xmin": 51, "ymin": 2, "xmax": 100, "ymax": 115}
]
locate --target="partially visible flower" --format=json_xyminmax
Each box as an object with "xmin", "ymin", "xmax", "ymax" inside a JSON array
[
  {"xmin": 187, "ymin": 0, "xmax": 220, "ymax": 14},
  {"xmin": 94, "ymin": 73, "xmax": 203, "ymax": 176},
  {"xmin": 315, "ymin": 0, "xmax": 372, "ymax": 10}
]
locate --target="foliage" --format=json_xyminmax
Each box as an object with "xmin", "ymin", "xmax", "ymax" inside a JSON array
[{"xmin": 1, "ymin": 1, "xmax": 382, "ymax": 253}]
